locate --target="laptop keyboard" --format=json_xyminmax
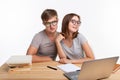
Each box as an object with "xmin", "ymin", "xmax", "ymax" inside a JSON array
[
  {"xmin": 64, "ymin": 71, "xmax": 80, "ymax": 80},
  {"xmin": 68, "ymin": 71, "xmax": 79, "ymax": 76}
]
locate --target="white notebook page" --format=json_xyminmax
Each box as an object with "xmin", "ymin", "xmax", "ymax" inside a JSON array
[{"xmin": 57, "ymin": 63, "xmax": 81, "ymax": 73}]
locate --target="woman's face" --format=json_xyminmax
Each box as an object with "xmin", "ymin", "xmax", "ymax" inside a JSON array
[{"xmin": 68, "ymin": 16, "xmax": 80, "ymax": 33}]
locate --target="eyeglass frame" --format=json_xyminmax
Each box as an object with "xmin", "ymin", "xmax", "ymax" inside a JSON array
[
  {"xmin": 70, "ymin": 19, "xmax": 81, "ymax": 26},
  {"xmin": 44, "ymin": 20, "xmax": 58, "ymax": 27}
]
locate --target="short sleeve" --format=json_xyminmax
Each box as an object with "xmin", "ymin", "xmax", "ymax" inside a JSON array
[
  {"xmin": 30, "ymin": 33, "xmax": 42, "ymax": 48},
  {"xmin": 77, "ymin": 33, "xmax": 87, "ymax": 45}
]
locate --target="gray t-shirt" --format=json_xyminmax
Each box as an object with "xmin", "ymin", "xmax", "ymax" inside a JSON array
[
  {"xmin": 30, "ymin": 30, "xmax": 57, "ymax": 60},
  {"xmin": 61, "ymin": 33, "xmax": 87, "ymax": 60}
]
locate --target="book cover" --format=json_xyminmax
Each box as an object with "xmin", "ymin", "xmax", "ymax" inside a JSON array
[{"xmin": 113, "ymin": 64, "xmax": 120, "ymax": 73}]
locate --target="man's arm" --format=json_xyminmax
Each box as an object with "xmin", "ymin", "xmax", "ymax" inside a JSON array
[{"xmin": 27, "ymin": 46, "xmax": 52, "ymax": 63}]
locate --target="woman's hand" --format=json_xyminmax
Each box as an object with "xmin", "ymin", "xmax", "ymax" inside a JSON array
[
  {"xmin": 59, "ymin": 58, "xmax": 71, "ymax": 64},
  {"xmin": 55, "ymin": 33, "xmax": 65, "ymax": 42}
]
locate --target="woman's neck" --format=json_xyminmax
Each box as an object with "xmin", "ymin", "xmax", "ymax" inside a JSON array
[{"xmin": 66, "ymin": 33, "xmax": 73, "ymax": 40}]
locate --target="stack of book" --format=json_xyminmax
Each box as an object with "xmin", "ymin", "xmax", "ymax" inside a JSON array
[
  {"xmin": 113, "ymin": 64, "xmax": 120, "ymax": 73},
  {"xmin": 6, "ymin": 55, "xmax": 32, "ymax": 72}
]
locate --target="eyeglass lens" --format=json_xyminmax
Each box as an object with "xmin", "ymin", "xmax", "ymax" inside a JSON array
[
  {"xmin": 71, "ymin": 19, "xmax": 81, "ymax": 25},
  {"xmin": 45, "ymin": 21, "xmax": 58, "ymax": 27}
]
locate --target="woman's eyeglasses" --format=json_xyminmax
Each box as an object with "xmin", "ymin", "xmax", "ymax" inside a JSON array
[
  {"xmin": 70, "ymin": 19, "xmax": 81, "ymax": 26},
  {"xmin": 44, "ymin": 20, "xmax": 58, "ymax": 27}
]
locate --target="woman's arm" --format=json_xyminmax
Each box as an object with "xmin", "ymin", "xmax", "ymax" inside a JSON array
[
  {"xmin": 55, "ymin": 34, "xmax": 67, "ymax": 59},
  {"xmin": 82, "ymin": 41, "xmax": 95, "ymax": 59},
  {"xmin": 59, "ymin": 42, "xmax": 95, "ymax": 64}
]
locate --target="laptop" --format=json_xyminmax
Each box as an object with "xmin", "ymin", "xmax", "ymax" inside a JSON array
[{"xmin": 64, "ymin": 56, "xmax": 119, "ymax": 80}]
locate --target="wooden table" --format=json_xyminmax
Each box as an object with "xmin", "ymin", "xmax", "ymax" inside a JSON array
[{"xmin": 0, "ymin": 61, "xmax": 120, "ymax": 80}]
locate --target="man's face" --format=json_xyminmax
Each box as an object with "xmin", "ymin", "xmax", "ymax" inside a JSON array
[{"xmin": 44, "ymin": 16, "xmax": 58, "ymax": 33}]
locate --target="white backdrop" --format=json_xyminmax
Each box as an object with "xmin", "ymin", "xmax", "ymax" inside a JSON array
[{"xmin": 0, "ymin": 0, "xmax": 120, "ymax": 63}]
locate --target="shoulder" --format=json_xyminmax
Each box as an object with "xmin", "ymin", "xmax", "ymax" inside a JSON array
[
  {"xmin": 56, "ymin": 31, "xmax": 60, "ymax": 36},
  {"xmin": 76, "ymin": 33, "xmax": 87, "ymax": 44},
  {"xmin": 77, "ymin": 33, "xmax": 86, "ymax": 39},
  {"xmin": 34, "ymin": 30, "xmax": 45, "ymax": 37},
  {"xmin": 32, "ymin": 30, "xmax": 45, "ymax": 41}
]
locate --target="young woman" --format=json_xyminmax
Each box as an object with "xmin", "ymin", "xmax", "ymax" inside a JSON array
[
  {"xmin": 27, "ymin": 9, "xmax": 58, "ymax": 63},
  {"xmin": 55, "ymin": 13, "xmax": 95, "ymax": 64}
]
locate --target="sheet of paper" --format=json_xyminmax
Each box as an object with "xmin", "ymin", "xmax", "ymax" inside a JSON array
[
  {"xmin": 57, "ymin": 63, "xmax": 81, "ymax": 73},
  {"xmin": 0, "ymin": 55, "xmax": 10, "ymax": 67}
]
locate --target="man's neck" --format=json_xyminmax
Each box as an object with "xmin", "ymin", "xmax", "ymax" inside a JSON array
[{"xmin": 45, "ymin": 30, "xmax": 57, "ymax": 37}]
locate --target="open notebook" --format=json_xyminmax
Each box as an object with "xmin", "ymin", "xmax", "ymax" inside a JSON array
[{"xmin": 57, "ymin": 63, "xmax": 80, "ymax": 73}]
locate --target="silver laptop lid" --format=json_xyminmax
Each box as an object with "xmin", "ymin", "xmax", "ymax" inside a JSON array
[{"xmin": 78, "ymin": 56, "xmax": 119, "ymax": 80}]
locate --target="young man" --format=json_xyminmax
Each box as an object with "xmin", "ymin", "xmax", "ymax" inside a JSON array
[{"xmin": 27, "ymin": 9, "xmax": 58, "ymax": 63}]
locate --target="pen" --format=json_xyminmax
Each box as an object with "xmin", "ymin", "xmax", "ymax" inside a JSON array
[{"xmin": 47, "ymin": 66, "xmax": 57, "ymax": 70}]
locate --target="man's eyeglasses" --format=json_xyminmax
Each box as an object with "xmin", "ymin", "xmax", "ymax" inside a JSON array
[
  {"xmin": 70, "ymin": 19, "xmax": 81, "ymax": 26},
  {"xmin": 44, "ymin": 20, "xmax": 58, "ymax": 27}
]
